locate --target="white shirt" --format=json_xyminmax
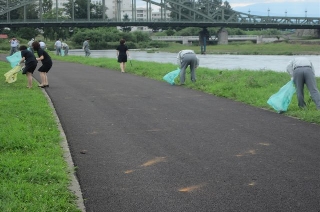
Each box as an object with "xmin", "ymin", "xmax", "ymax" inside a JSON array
[
  {"xmin": 10, "ymin": 40, "xmax": 19, "ymax": 47},
  {"xmin": 286, "ymin": 57, "xmax": 314, "ymax": 76},
  {"xmin": 177, "ymin": 50, "xmax": 199, "ymax": 67},
  {"xmin": 40, "ymin": 41, "xmax": 46, "ymax": 47},
  {"xmin": 55, "ymin": 40, "xmax": 62, "ymax": 48}
]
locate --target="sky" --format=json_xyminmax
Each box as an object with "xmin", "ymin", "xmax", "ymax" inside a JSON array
[{"xmin": 135, "ymin": 0, "xmax": 320, "ymax": 17}]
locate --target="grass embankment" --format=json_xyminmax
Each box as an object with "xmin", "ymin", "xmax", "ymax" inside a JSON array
[
  {"xmin": 0, "ymin": 62, "xmax": 80, "ymax": 211},
  {"xmin": 51, "ymin": 54, "xmax": 320, "ymax": 123},
  {"xmin": 150, "ymin": 42, "xmax": 320, "ymax": 55}
]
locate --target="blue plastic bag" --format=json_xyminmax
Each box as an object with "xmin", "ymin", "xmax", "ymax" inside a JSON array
[
  {"xmin": 6, "ymin": 51, "xmax": 22, "ymax": 68},
  {"xmin": 61, "ymin": 49, "xmax": 65, "ymax": 56},
  {"xmin": 163, "ymin": 69, "xmax": 180, "ymax": 85},
  {"xmin": 267, "ymin": 80, "xmax": 296, "ymax": 113}
]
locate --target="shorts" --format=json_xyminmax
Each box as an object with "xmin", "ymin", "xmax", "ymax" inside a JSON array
[
  {"xmin": 22, "ymin": 63, "xmax": 37, "ymax": 74},
  {"xmin": 38, "ymin": 63, "xmax": 52, "ymax": 73},
  {"xmin": 118, "ymin": 55, "xmax": 127, "ymax": 63}
]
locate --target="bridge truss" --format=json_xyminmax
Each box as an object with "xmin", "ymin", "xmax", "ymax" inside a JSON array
[{"xmin": 0, "ymin": 0, "xmax": 319, "ymax": 29}]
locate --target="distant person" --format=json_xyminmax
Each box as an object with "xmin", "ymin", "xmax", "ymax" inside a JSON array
[
  {"xmin": 62, "ymin": 42, "xmax": 69, "ymax": 56},
  {"xmin": 116, "ymin": 39, "xmax": 129, "ymax": 73},
  {"xmin": 27, "ymin": 38, "xmax": 34, "ymax": 53},
  {"xmin": 54, "ymin": 38, "xmax": 62, "ymax": 55},
  {"xmin": 177, "ymin": 49, "xmax": 199, "ymax": 85},
  {"xmin": 83, "ymin": 38, "xmax": 90, "ymax": 57},
  {"xmin": 9, "ymin": 37, "xmax": 19, "ymax": 56},
  {"xmin": 199, "ymin": 28, "xmax": 210, "ymax": 55},
  {"xmin": 18, "ymin": 45, "xmax": 38, "ymax": 88},
  {"xmin": 286, "ymin": 57, "xmax": 320, "ymax": 110},
  {"xmin": 32, "ymin": 41, "xmax": 52, "ymax": 88},
  {"xmin": 39, "ymin": 40, "xmax": 46, "ymax": 50}
]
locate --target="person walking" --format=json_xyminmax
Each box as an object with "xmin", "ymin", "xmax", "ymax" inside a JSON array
[
  {"xmin": 18, "ymin": 45, "xmax": 38, "ymax": 88},
  {"xmin": 9, "ymin": 37, "xmax": 19, "ymax": 56},
  {"xmin": 286, "ymin": 57, "xmax": 320, "ymax": 110},
  {"xmin": 54, "ymin": 38, "xmax": 62, "ymax": 55},
  {"xmin": 116, "ymin": 39, "xmax": 129, "ymax": 73},
  {"xmin": 83, "ymin": 38, "xmax": 90, "ymax": 57},
  {"xmin": 32, "ymin": 41, "xmax": 52, "ymax": 88},
  {"xmin": 177, "ymin": 49, "xmax": 199, "ymax": 85}
]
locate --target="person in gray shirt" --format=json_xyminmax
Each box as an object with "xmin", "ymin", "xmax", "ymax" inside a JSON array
[
  {"xmin": 83, "ymin": 38, "xmax": 90, "ymax": 57},
  {"xmin": 286, "ymin": 57, "xmax": 320, "ymax": 110},
  {"xmin": 177, "ymin": 49, "xmax": 199, "ymax": 85}
]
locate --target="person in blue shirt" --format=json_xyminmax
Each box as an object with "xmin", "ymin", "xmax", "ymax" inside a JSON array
[{"xmin": 18, "ymin": 45, "xmax": 38, "ymax": 88}]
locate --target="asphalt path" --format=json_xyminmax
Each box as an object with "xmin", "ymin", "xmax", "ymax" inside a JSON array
[{"xmin": 5, "ymin": 56, "xmax": 320, "ymax": 212}]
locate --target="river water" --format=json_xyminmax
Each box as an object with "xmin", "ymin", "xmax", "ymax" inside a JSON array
[{"xmin": 68, "ymin": 49, "xmax": 320, "ymax": 76}]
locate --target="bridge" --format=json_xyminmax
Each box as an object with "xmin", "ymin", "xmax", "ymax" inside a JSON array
[{"xmin": 0, "ymin": 0, "xmax": 319, "ymax": 29}]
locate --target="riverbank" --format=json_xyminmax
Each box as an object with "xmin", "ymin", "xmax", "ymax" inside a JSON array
[{"xmin": 154, "ymin": 42, "xmax": 320, "ymax": 55}]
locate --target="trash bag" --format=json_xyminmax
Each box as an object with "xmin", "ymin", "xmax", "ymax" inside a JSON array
[
  {"xmin": 267, "ymin": 80, "xmax": 296, "ymax": 113},
  {"xmin": 6, "ymin": 51, "xmax": 22, "ymax": 68},
  {"xmin": 163, "ymin": 69, "xmax": 180, "ymax": 85},
  {"xmin": 61, "ymin": 49, "xmax": 65, "ymax": 56},
  {"xmin": 4, "ymin": 65, "xmax": 21, "ymax": 83}
]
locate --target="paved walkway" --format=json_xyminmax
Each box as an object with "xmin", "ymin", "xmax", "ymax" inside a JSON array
[{"xmin": 2, "ymin": 55, "xmax": 320, "ymax": 212}]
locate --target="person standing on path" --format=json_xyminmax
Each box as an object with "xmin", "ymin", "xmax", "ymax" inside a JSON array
[
  {"xmin": 83, "ymin": 38, "xmax": 91, "ymax": 57},
  {"xmin": 116, "ymin": 39, "xmax": 129, "ymax": 73},
  {"xmin": 177, "ymin": 49, "xmax": 199, "ymax": 85},
  {"xmin": 18, "ymin": 45, "xmax": 38, "ymax": 88},
  {"xmin": 9, "ymin": 37, "xmax": 19, "ymax": 56},
  {"xmin": 32, "ymin": 41, "xmax": 52, "ymax": 88},
  {"xmin": 54, "ymin": 39, "xmax": 62, "ymax": 55},
  {"xmin": 286, "ymin": 57, "xmax": 320, "ymax": 110}
]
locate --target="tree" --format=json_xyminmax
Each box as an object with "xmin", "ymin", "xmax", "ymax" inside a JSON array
[
  {"xmin": 121, "ymin": 14, "xmax": 131, "ymax": 32},
  {"xmin": 63, "ymin": 0, "xmax": 106, "ymax": 19}
]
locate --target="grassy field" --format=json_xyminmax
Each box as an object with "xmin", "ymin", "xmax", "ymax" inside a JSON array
[
  {"xmin": 1, "ymin": 46, "xmax": 320, "ymax": 211},
  {"xmin": 0, "ymin": 62, "xmax": 81, "ymax": 212}
]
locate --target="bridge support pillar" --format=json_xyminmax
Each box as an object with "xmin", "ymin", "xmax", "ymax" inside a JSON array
[
  {"xmin": 256, "ymin": 35, "xmax": 263, "ymax": 44},
  {"xmin": 182, "ymin": 37, "xmax": 189, "ymax": 45},
  {"xmin": 217, "ymin": 28, "xmax": 228, "ymax": 45}
]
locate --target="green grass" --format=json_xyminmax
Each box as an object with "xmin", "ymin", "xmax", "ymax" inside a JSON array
[
  {"xmin": 0, "ymin": 62, "xmax": 80, "ymax": 212},
  {"xmin": 151, "ymin": 42, "xmax": 320, "ymax": 55}
]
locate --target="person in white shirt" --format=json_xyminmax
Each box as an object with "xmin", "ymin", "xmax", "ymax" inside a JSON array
[
  {"xmin": 27, "ymin": 38, "xmax": 34, "ymax": 53},
  {"xmin": 9, "ymin": 37, "xmax": 19, "ymax": 56},
  {"xmin": 286, "ymin": 57, "xmax": 320, "ymax": 110},
  {"xmin": 39, "ymin": 40, "xmax": 46, "ymax": 50},
  {"xmin": 54, "ymin": 39, "xmax": 62, "ymax": 55},
  {"xmin": 62, "ymin": 42, "xmax": 69, "ymax": 56},
  {"xmin": 177, "ymin": 49, "xmax": 199, "ymax": 85}
]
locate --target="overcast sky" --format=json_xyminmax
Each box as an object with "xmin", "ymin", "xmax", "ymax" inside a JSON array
[{"xmin": 135, "ymin": 0, "xmax": 320, "ymax": 17}]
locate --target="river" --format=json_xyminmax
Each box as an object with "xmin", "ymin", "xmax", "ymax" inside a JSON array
[{"xmin": 68, "ymin": 49, "xmax": 320, "ymax": 77}]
